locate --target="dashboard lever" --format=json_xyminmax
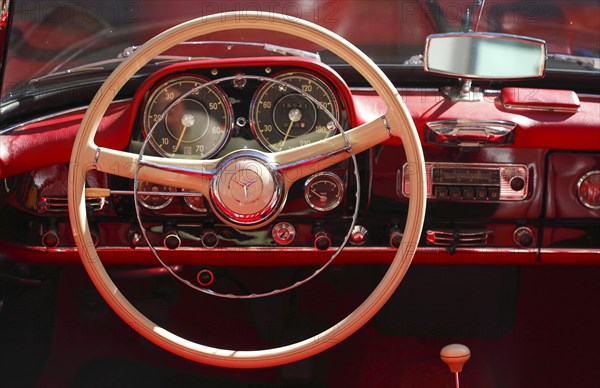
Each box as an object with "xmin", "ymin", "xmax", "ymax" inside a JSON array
[{"xmin": 85, "ymin": 188, "xmax": 111, "ymax": 198}]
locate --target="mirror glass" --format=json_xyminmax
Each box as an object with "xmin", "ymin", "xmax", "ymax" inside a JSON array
[{"xmin": 424, "ymin": 33, "xmax": 546, "ymax": 79}]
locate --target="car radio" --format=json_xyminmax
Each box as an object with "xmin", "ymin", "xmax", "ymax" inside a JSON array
[{"xmin": 399, "ymin": 163, "xmax": 529, "ymax": 201}]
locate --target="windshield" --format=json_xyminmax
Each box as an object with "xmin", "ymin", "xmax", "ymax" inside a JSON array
[{"xmin": 2, "ymin": 0, "xmax": 599, "ymax": 102}]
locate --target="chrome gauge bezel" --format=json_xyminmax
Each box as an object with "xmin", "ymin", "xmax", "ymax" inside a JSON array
[
  {"xmin": 249, "ymin": 71, "xmax": 341, "ymax": 152},
  {"xmin": 142, "ymin": 75, "xmax": 233, "ymax": 159},
  {"xmin": 182, "ymin": 189, "xmax": 208, "ymax": 213},
  {"xmin": 304, "ymin": 171, "xmax": 345, "ymax": 212},
  {"xmin": 576, "ymin": 170, "xmax": 600, "ymax": 210},
  {"xmin": 136, "ymin": 181, "xmax": 177, "ymax": 210}
]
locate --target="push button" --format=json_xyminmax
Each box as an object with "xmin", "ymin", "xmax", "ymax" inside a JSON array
[
  {"xmin": 434, "ymin": 186, "xmax": 449, "ymax": 200},
  {"xmin": 475, "ymin": 187, "xmax": 488, "ymax": 200},
  {"xmin": 462, "ymin": 187, "xmax": 475, "ymax": 200},
  {"xmin": 488, "ymin": 187, "xmax": 500, "ymax": 200},
  {"xmin": 449, "ymin": 187, "xmax": 462, "ymax": 200}
]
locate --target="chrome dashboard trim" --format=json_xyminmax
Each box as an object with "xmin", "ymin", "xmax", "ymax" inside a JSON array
[{"xmin": 502, "ymin": 102, "xmax": 581, "ymax": 113}]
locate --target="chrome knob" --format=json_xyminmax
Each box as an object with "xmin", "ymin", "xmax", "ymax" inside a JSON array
[
  {"xmin": 272, "ymin": 222, "xmax": 296, "ymax": 246},
  {"xmin": 314, "ymin": 231, "xmax": 331, "ymax": 251},
  {"xmin": 163, "ymin": 229, "xmax": 181, "ymax": 250},
  {"xmin": 201, "ymin": 229, "xmax": 219, "ymax": 248},
  {"xmin": 350, "ymin": 225, "xmax": 368, "ymax": 245},
  {"xmin": 513, "ymin": 226, "xmax": 534, "ymax": 248}
]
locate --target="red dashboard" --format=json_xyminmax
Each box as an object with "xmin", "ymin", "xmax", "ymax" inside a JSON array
[{"xmin": 1, "ymin": 57, "xmax": 598, "ymax": 267}]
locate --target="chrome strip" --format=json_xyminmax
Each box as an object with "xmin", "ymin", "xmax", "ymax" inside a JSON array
[
  {"xmin": 276, "ymin": 144, "xmax": 351, "ymax": 173},
  {"xmin": 540, "ymin": 248, "xmax": 600, "ymax": 255},
  {"xmin": 137, "ymin": 159, "xmax": 216, "ymax": 180},
  {"xmin": 0, "ymin": 99, "xmax": 133, "ymax": 135},
  {"xmin": 15, "ymin": 245, "xmax": 542, "ymax": 254},
  {"xmin": 502, "ymin": 102, "xmax": 580, "ymax": 113}
]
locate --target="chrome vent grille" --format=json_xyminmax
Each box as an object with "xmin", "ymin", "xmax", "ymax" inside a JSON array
[
  {"xmin": 426, "ymin": 230, "xmax": 493, "ymax": 247},
  {"xmin": 39, "ymin": 196, "xmax": 106, "ymax": 212}
]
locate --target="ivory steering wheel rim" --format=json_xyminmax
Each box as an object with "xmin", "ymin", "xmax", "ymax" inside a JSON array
[{"xmin": 68, "ymin": 11, "xmax": 427, "ymax": 368}]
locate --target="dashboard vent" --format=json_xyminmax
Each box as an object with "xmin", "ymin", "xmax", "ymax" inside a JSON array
[
  {"xmin": 39, "ymin": 196, "xmax": 106, "ymax": 212},
  {"xmin": 426, "ymin": 230, "xmax": 493, "ymax": 247}
]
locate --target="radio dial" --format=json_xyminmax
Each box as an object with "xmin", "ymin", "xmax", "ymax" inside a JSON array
[{"xmin": 510, "ymin": 176, "xmax": 526, "ymax": 191}]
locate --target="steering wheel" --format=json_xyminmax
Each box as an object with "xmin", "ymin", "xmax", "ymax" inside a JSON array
[{"xmin": 68, "ymin": 12, "xmax": 426, "ymax": 368}]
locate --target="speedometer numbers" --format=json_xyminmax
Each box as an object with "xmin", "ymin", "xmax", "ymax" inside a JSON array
[
  {"xmin": 143, "ymin": 76, "xmax": 232, "ymax": 159},
  {"xmin": 250, "ymin": 72, "xmax": 340, "ymax": 152}
]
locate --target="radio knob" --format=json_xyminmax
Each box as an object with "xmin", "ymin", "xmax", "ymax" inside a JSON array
[
  {"xmin": 510, "ymin": 176, "xmax": 526, "ymax": 192},
  {"xmin": 513, "ymin": 227, "xmax": 534, "ymax": 248}
]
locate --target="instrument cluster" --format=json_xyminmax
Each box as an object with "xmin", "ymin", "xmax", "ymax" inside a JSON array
[
  {"xmin": 140, "ymin": 70, "xmax": 342, "ymax": 159},
  {"xmin": 133, "ymin": 62, "xmax": 352, "ymax": 215}
]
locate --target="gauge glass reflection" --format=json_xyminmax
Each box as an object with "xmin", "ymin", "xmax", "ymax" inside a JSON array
[
  {"xmin": 182, "ymin": 189, "xmax": 207, "ymax": 212},
  {"xmin": 250, "ymin": 72, "xmax": 340, "ymax": 151},
  {"xmin": 304, "ymin": 172, "xmax": 344, "ymax": 211},
  {"xmin": 143, "ymin": 76, "xmax": 232, "ymax": 158},
  {"xmin": 137, "ymin": 181, "xmax": 176, "ymax": 210}
]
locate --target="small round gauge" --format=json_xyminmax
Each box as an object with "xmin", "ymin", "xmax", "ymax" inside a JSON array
[
  {"xmin": 143, "ymin": 76, "xmax": 232, "ymax": 158},
  {"xmin": 136, "ymin": 181, "xmax": 176, "ymax": 210},
  {"xmin": 250, "ymin": 72, "xmax": 340, "ymax": 152},
  {"xmin": 182, "ymin": 189, "xmax": 207, "ymax": 212},
  {"xmin": 577, "ymin": 170, "xmax": 600, "ymax": 209},
  {"xmin": 304, "ymin": 172, "xmax": 344, "ymax": 212}
]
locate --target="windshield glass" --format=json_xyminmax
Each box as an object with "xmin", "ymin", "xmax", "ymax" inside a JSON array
[{"xmin": 2, "ymin": 0, "xmax": 599, "ymax": 102}]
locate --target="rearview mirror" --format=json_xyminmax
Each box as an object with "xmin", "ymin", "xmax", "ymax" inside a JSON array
[{"xmin": 424, "ymin": 33, "xmax": 546, "ymax": 80}]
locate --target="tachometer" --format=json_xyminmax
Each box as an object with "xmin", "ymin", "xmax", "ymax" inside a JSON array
[
  {"xmin": 143, "ymin": 76, "xmax": 232, "ymax": 158},
  {"xmin": 250, "ymin": 72, "xmax": 340, "ymax": 152}
]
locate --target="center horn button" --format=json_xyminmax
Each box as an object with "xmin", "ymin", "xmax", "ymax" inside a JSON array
[{"xmin": 210, "ymin": 152, "xmax": 283, "ymax": 227}]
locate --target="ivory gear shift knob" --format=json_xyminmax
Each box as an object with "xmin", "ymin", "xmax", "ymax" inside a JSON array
[
  {"xmin": 440, "ymin": 343, "xmax": 471, "ymax": 373},
  {"xmin": 440, "ymin": 343, "xmax": 471, "ymax": 388}
]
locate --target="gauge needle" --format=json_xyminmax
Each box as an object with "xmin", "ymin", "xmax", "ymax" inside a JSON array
[
  {"xmin": 174, "ymin": 113, "xmax": 195, "ymax": 153},
  {"xmin": 310, "ymin": 188, "xmax": 326, "ymax": 201},
  {"xmin": 279, "ymin": 108, "xmax": 302, "ymax": 150}
]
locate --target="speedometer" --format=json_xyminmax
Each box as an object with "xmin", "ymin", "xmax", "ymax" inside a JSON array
[
  {"xmin": 250, "ymin": 72, "xmax": 340, "ymax": 152},
  {"xmin": 143, "ymin": 76, "xmax": 232, "ymax": 158}
]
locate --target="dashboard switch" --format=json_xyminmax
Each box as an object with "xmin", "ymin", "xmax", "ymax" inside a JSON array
[
  {"xmin": 475, "ymin": 187, "xmax": 487, "ymax": 200},
  {"xmin": 41, "ymin": 226, "xmax": 59, "ymax": 248},
  {"xmin": 129, "ymin": 229, "xmax": 142, "ymax": 248},
  {"xmin": 488, "ymin": 187, "xmax": 500, "ymax": 200},
  {"xmin": 449, "ymin": 187, "xmax": 462, "ymax": 200},
  {"xmin": 513, "ymin": 227, "xmax": 534, "ymax": 248},
  {"xmin": 314, "ymin": 231, "xmax": 331, "ymax": 251},
  {"xmin": 196, "ymin": 269, "xmax": 215, "ymax": 287},
  {"xmin": 272, "ymin": 222, "xmax": 296, "ymax": 246},
  {"xmin": 389, "ymin": 228, "xmax": 404, "ymax": 248},
  {"xmin": 163, "ymin": 228, "xmax": 181, "ymax": 250},
  {"xmin": 434, "ymin": 186, "xmax": 449, "ymax": 199},
  {"xmin": 462, "ymin": 187, "xmax": 475, "ymax": 200},
  {"xmin": 201, "ymin": 229, "xmax": 219, "ymax": 248},
  {"xmin": 350, "ymin": 225, "xmax": 368, "ymax": 245}
]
